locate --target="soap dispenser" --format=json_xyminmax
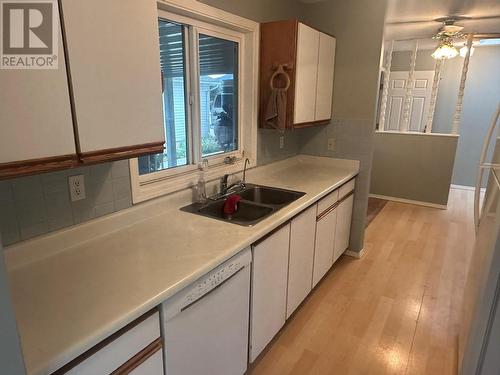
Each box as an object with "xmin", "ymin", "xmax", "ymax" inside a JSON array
[{"xmin": 195, "ymin": 159, "xmax": 209, "ymax": 204}]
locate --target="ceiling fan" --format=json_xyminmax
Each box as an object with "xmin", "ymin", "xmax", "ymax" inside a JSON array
[{"xmin": 431, "ymin": 17, "xmax": 467, "ymax": 59}]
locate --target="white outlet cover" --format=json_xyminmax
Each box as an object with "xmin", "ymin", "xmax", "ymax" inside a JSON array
[
  {"xmin": 68, "ymin": 175, "xmax": 86, "ymax": 202},
  {"xmin": 279, "ymin": 136, "xmax": 285, "ymax": 149}
]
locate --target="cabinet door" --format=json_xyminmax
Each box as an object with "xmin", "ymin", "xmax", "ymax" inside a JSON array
[
  {"xmin": 294, "ymin": 23, "xmax": 319, "ymax": 125},
  {"xmin": 0, "ymin": 23, "xmax": 76, "ymax": 170},
  {"xmin": 315, "ymin": 33, "xmax": 336, "ymax": 121},
  {"xmin": 250, "ymin": 224, "xmax": 290, "ymax": 362},
  {"xmin": 313, "ymin": 205, "xmax": 337, "ymax": 287},
  {"xmin": 60, "ymin": 0, "xmax": 164, "ymax": 159},
  {"xmin": 334, "ymin": 194, "xmax": 354, "ymax": 263},
  {"xmin": 287, "ymin": 205, "xmax": 317, "ymax": 318}
]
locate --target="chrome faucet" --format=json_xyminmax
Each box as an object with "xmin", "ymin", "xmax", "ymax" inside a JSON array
[
  {"xmin": 218, "ymin": 158, "xmax": 251, "ymax": 197},
  {"xmin": 242, "ymin": 158, "xmax": 250, "ymax": 186},
  {"xmin": 220, "ymin": 174, "xmax": 229, "ymax": 195}
]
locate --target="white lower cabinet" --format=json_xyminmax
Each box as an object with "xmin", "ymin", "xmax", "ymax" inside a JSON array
[
  {"xmin": 129, "ymin": 348, "xmax": 164, "ymax": 375},
  {"xmin": 63, "ymin": 310, "xmax": 163, "ymax": 375},
  {"xmin": 313, "ymin": 201, "xmax": 338, "ymax": 287},
  {"xmin": 334, "ymin": 193, "xmax": 354, "ymax": 263},
  {"xmin": 250, "ymin": 224, "xmax": 291, "ymax": 362},
  {"xmin": 287, "ymin": 205, "xmax": 317, "ymax": 318}
]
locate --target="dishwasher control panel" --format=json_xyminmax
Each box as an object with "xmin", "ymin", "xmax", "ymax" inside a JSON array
[
  {"xmin": 183, "ymin": 259, "xmax": 245, "ymax": 308},
  {"xmin": 162, "ymin": 248, "xmax": 252, "ymax": 320}
]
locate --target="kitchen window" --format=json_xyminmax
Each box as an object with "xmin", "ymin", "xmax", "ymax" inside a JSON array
[{"xmin": 130, "ymin": 4, "xmax": 258, "ymax": 203}]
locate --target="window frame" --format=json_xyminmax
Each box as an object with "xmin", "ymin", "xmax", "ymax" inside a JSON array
[{"xmin": 130, "ymin": 1, "xmax": 258, "ymax": 203}]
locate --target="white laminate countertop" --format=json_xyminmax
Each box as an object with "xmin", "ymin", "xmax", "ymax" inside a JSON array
[{"xmin": 4, "ymin": 155, "xmax": 359, "ymax": 375}]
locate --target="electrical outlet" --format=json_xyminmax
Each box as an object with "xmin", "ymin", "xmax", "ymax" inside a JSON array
[
  {"xmin": 327, "ymin": 138, "xmax": 335, "ymax": 151},
  {"xmin": 68, "ymin": 175, "xmax": 86, "ymax": 202},
  {"xmin": 279, "ymin": 135, "xmax": 285, "ymax": 149}
]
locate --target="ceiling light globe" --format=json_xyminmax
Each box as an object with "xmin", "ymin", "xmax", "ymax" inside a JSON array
[{"xmin": 432, "ymin": 44, "xmax": 459, "ymax": 60}]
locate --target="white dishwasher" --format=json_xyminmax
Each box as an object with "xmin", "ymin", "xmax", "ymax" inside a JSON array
[{"xmin": 161, "ymin": 248, "xmax": 251, "ymax": 375}]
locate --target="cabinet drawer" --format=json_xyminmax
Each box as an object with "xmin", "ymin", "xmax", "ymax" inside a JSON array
[
  {"xmin": 60, "ymin": 310, "xmax": 161, "ymax": 375},
  {"xmin": 128, "ymin": 348, "xmax": 163, "ymax": 375},
  {"xmin": 113, "ymin": 339, "xmax": 163, "ymax": 375},
  {"xmin": 317, "ymin": 189, "xmax": 339, "ymax": 214},
  {"xmin": 339, "ymin": 179, "xmax": 355, "ymax": 200}
]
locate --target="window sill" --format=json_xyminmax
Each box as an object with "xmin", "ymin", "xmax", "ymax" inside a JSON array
[{"xmin": 129, "ymin": 158, "xmax": 249, "ymax": 204}]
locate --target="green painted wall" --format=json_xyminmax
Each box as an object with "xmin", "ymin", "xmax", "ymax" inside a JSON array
[
  {"xmin": 298, "ymin": 0, "xmax": 388, "ymax": 253},
  {"xmin": 371, "ymin": 132, "xmax": 459, "ymax": 206}
]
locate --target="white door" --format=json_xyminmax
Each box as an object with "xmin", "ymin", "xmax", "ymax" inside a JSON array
[
  {"xmin": 313, "ymin": 205, "xmax": 337, "ymax": 287},
  {"xmin": 287, "ymin": 205, "xmax": 317, "ymax": 318},
  {"xmin": 334, "ymin": 194, "xmax": 354, "ymax": 263},
  {"xmin": 385, "ymin": 71, "xmax": 434, "ymax": 132},
  {"xmin": 294, "ymin": 23, "xmax": 320, "ymax": 124},
  {"xmin": 250, "ymin": 224, "xmax": 290, "ymax": 362},
  {"xmin": 314, "ymin": 33, "xmax": 336, "ymax": 121}
]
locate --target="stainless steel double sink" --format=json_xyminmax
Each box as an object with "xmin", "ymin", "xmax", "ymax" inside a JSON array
[{"xmin": 181, "ymin": 184, "xmax": 305, "ymax": 226}]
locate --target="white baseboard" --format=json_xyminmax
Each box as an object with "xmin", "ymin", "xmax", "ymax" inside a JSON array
[
  {"xmin": 451, "ymin": 184, "xmax": 474, "ymax": 191},
  {"xmin": 369, "ymin": 194, "xmax": 447, "ymax": 210},
  {"xmin": 451, "ymin": 184, "xmax": 485, "ymax": 193},
  {"xmin": 344, "ymin": 248, "xmax": 365, "ymax": 259}
]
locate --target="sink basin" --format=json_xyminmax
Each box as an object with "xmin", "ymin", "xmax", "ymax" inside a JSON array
[
  {"xmin": 197, "ymin": 200, "xmax": 274, "ymax": 226},
  {"xmin": 238, "ymin": 185, "xmax": 305, "ymax": 206},
  {"xmin": 181, "ymin": 184, "xmax": 305, "ymax": 226}
]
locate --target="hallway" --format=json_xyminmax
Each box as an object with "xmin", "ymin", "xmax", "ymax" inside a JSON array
[{"xmin": 250, "ymin": 188, "xmax": 475, "ymax": 375}]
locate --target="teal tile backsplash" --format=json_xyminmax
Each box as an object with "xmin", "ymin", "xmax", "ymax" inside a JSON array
[{"xmin": 0, "ymin": 160, "xmax": 132, "ymax": 246}]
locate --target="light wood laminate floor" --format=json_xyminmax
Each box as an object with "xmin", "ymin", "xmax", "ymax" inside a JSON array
[{"xmin": 250, "ymin": 188, "xmax": 475, "ymax": 375}]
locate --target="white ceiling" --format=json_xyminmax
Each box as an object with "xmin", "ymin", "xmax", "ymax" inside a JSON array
[{"xmin": 385, "ymin": 0, "xmax": 500, "ymax": 40}]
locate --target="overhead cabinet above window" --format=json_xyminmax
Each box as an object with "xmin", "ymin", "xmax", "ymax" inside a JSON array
[
  {"xmin": 259, "ymin": 20, "xmax": 336, "ymax": 130},
  {"xmin": 0, "ymin": 0, "xmax": 165, "ymax": 178},
  {"xmin": 60, "ymin": 0, "xmax": 165, "ymax": 163}
]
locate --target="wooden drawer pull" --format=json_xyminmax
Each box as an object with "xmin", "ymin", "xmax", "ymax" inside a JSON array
[{"xmin": 111, "ymin": 338, "xmax": 163, "ymax": 375}]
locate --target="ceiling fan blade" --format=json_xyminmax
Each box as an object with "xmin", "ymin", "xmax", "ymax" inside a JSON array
[{"xmin": 386, "ymin": 14, "xmax": 500, "ymax": 26}]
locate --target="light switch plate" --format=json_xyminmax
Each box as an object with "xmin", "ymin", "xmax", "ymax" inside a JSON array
[
  {"xmin": 279, "ymin": 136, "xmax": 285, "ymax": 149},
  {"xmin": 327, "ymin": 138, "xmax": 335, "ymax": 151},
  {"xmin": 68, "ymin": 175, "xmax": 86, "ymax": 202}
]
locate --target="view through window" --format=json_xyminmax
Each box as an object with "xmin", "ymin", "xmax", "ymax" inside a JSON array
[{"xmin": 138, "ymin": 19, "xmax": 239, "ymax": 175}]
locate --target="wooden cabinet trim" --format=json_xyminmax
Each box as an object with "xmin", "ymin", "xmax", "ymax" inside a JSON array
[
  {"xmin": 338, "ymin": 190, "xmax": 354, "ymax": 205},
  {"xmin": 52, "ymin": 307, "xmax": 159, "ymax": 375},
  {"xmin": 0, "ymin": 141, "xmax": 164, "ymax": 179},
  {"xmin": 111, "ymin": 338, "xmax": 163, "ymax": 375},
  {"xmin": 316, "ymin": 201, "xmax": 339, "ymax": 221},
  {"xmin": 259, "ymin": 19, "xmax": 298, "ymax": 130},
  {"xmin": 0, "ymin": 154, "xmax": 79, "ymax": 180},
  {"xmin": 78, "ymin": 142, "xmax": 165, "ymax": 164},
  {"xmin": 292, "ymin": 119, "xmax": 330, "ymax": 128}
]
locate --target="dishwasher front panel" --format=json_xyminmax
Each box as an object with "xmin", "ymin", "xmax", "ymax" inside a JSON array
[{"xmin": 161, "ymin": 250, "xmax": 251, "ymax": 375}]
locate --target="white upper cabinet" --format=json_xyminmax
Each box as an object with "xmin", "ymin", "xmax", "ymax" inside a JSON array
[
  {"xmin": 294, "ymin": 23, "xmax": 320, "ymax": 125},
  {"xmin": 293, "ymin": 23, "xmax": 336, "ymax": 126},
  {"xmin": 315, "ymin": 33, "xmax": 336, "ymax": 121},
  {"xmin": 0, "ymin": 26, "xmax": 75, "ymax": 166},
  {"xmin": 60, "ymin": 0, "xmax": 165, "ymax": 157},
  {"xmin": 260, "ymin": 20, "xmax": 336, "ymax": 130}
]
